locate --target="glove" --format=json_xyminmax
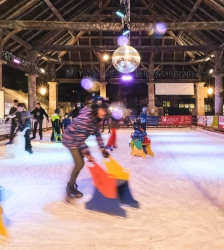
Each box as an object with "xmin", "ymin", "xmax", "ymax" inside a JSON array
[
  {"xmin": 86, "ymin": 154, "xmax": 94, "ymax": 162},
  {"xmin": 101, "ymin": 149, "xmax": 110, "ymax": 158}
]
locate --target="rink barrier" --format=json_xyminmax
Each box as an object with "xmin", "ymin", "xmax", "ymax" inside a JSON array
[
  {"xmin": 120, "ymin": 115, "xmax": 193, "ymax": 128},
  {"xmin": 197, "ymin": 115, "xmax": 224, "ymax": 132},
  {"xmin": 0, "ymin": 118, "xmax": 52, "ymax": 140}
]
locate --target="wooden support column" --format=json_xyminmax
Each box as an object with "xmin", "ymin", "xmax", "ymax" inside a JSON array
[
  {"xmin": 0, "ymin": 59, "xmax": 6, "ymax": 118},
  {"xmin": 99, "ymin": 60, "xmax": 107, "ymax": 98},
  {"xmin": 25, "ymin": 73, "xmax": 38, "ymax": 111},
  {"xmin": 196, "ymin": 82, "xmax": 205, "ymax": 116},
  {"xmin": 213, "ymin": 74, "xmax": 224, "ymax": 115},
  {"xmin": 26, "ymin": 49, "xmax": 38, "ymax": 111},
  {"xmin": 148, "ymin": 53, "xmax": 155, "ymax": 115},
  {"xmin": 48, "ymin": 81, "xmax": 58, "ymax": 114},
  {"xmin": 48, "ymin": 62, "xmax": 58, "ymax": 114},
  {"xmin": 213, "ymin": 50, "xmax": 224, "ymax": 115}
]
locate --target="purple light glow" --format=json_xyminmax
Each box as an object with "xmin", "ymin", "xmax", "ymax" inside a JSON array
[
  {"xmin": 112, "ymin": 108, "xmax": 123, "ymax": 120},
  {"xmin": 155, "ymin": 22, "xmax": 167, "ymax": 34},
  {"xmin": 117, "ymin": 35, "xmax": 129, "ymax": 46},
  {"xmin": 13, "ymin": 58, "xmax": 21, "ymax": 64},
  {"xmin": 122, "ymin": 75, "xmax": 133, "ymax": 81},
  {"xmin": 81, "ymin": 78, "xmax": 93, "ymax": 90}
]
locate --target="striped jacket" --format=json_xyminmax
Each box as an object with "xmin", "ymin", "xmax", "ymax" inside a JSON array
[{"xmin": 62, "ymin": 107, "xmax": 104, "ymax": 156}]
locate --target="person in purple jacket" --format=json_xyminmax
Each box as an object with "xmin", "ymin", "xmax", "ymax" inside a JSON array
[{"xmin": 62, "ymin": 96, "xmax": 110, "ymax": 199}]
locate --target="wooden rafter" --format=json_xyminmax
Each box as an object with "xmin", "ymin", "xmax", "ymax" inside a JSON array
[
  {"xmin": 4, "ymin": 0, "xmax": 40, "ymax": 20},
  {"xmin": 58, "ymin": 0, "xmax": 111, "ymax": 58},
  {"xmin": 33, "ymin": 44, "xmax": 221, "ymax": 52},
  {"xmin": 177, "ymin": 0, "xmax": 203, "ymax": 39}
]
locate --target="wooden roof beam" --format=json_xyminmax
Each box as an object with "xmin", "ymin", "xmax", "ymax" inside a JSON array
[
  {"xmin": 33, "ymin": 44, "xmax": 221, "ymax": 52},
  {"xmin": 177, "ymin": 0, "xmax": 203, "ymax": 39},
  {"xmin": 1, "ymin": 20, "xmax": 224, "ymax": 31}
]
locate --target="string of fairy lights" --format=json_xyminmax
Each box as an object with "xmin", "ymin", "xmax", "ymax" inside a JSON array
[
  {"xmin": 63, "ymin": 69, "xmax": 201, "ymax": 79},
  {"xmin": 1, "ymin": 49, "xmax": 49, "ymax": 75},
  {"xmin": 2, "ymin": 49, "xmax": 208, "ymax": 80}
]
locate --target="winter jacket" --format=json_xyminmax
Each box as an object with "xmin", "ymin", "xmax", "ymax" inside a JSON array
[
  {"xmin": 62, "ymin": 107, "xmax": 104, "ymax": 156},
  {"xmin": 5, "ymin": 106, "xmax": 17, "ymax": 125},
  {"xmin": 62, "ymin": 117, "xmax": 71, "ymax": 129},
  {"xmin": 68, "ymin": 108, "xmax": 80, "ymax": 119},
  {"xmin": 15, "ymin": 110, "xmax": 31, "ymax": 131},
  {"xmin": 31, "ymin": 107, "xmax": 48, "ymax": 121},
  {"xmin": 109, "ymin": 117, "xmax": 120, "ymax": 129},
  {"xmin": 51, "ymin": 114, "xmax": 62, "ymax": 128},
  {"xmin": 140, "ymin": 112, "xmax": 147, "ymax": 123}
]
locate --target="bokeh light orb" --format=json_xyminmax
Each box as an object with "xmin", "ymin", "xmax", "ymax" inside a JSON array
[
  {"xmin": 40, "ymin": 87, "xmax": 47, "ymax": 95},
  {"xmin": 155, "ymin": 22, "xmax": 167, "ymax": 34},
  {"xmin": 81, "ymin": 78, "xmax": 93, "ymax": 91},
  {"xmin": 112, "ymin": 108, "xmax": 123, "ymax": 120},
  {"xmin": 117, "ymin": 35, "xmax": 129, "ymax": 46},
  {"xmin": 112, "ymin": 45, "xmax": 141, "ymax": 73}
]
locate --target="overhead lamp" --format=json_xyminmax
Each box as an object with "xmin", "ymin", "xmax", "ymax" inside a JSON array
[
  {"xmin": 209, "ymin": 69, "xmax": 213, "ymax": 74},
  {"xmin": 103, "ymin": 54, "xmax": 110, "ymax": 61},
  {"xmin": 116, "ymin": 5, "xmax": 125, "ymax": 18},
  {"xmin": 122, "ymin": 24, "xmax": 130, "ymax": 36},
  {"xmin": 40, "ymin": 68, "xmax": 46, "ymax": 74},
  {"xmin": 207, "ymin": 87, "xmax": 213, "ymax": 95}
]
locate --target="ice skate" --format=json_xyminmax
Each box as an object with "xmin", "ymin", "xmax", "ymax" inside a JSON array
[{"xmin": 65, "ymin": 184, "xmax": 83, "ymax": 203}]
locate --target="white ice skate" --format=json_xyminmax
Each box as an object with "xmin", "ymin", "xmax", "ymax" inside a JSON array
[{"xmin": 5, "ymin": 128, "xmax": 29, "ymax": 159}]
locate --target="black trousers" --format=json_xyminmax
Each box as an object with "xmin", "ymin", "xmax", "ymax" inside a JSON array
[
  {"xmin": 9, "ymin": 124, "xmax": 17, "ymax": 142},
  {"xmin": 141, "ymin": 123, "xmax": 146, "ymax": 132},
  {"xmin": 24, "ymin": 130, "xmax": 32, "ymax": 150},
  {"xmin": 33, "ymin": 120, "xmax": 43, "ymax": 138},
  {"xmin": 101, "ymin": 118, "xmax": 110, "ymax": 132},
  {"xmin": 68, "ymin": 148, "xmax": 84, "ymax": 186},
  {"xmin": 51, "ymin": 126, "xmax": 61, "ymax": 141}
]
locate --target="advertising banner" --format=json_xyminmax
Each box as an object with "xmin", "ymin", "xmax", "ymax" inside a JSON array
[
  {"xmin": 206, "ymin": 116, "xmax": 218, "ymax": 129},
  {"xmin": 161, "ymin": 116, "xmax": 192, "ymax": 125},
  {"xmin": 197, "ymin": 116, "xmax": 206, "ymax": 126},
  {"xmin": 218, "ymin": 116, "xmax": 224, "ymax": 130},
  {"xmin": 0, "ymin": 119, "xmax": 11, "ymax": 136},
  {"xmin": 146, "ymin": 116, "xmax": 159, "ymax": 125}
]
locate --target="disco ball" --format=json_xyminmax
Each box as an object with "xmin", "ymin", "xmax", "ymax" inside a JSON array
[{"xmin": 112, "ymin": 45, "xmax": 141, "ymax": 73}]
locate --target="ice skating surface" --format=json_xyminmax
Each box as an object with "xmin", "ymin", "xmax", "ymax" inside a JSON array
[{"xmin": 1, "ymin": 128, "xmax": 224, "ymax": 250}]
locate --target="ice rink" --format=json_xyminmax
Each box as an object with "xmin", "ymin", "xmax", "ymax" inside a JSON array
[{"xmin": 1, "ymin": 128, "xmax": 224, "ymax": 250}]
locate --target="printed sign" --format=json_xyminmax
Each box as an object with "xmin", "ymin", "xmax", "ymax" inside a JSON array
[
  {"xmin": 219, "ymin": 116, "xmax": 224, "ymax": 130},
  {"xmin": 0, "ymin": 119, "xmax": 11, "ymax": 136},
  {"xmin": 161, "ymin": 116, "xmax": 192, "ymax": 125},
  {"xmin": 207, "ymin": 116, "xmax": 218, "ymax": 129},
  {"xmin": 197, "ymin": 116, "xmax": 206, "ymax": 126},
  {"xmin": 146, "ymin": 116, "xmax": 159, "ymax": 125}
]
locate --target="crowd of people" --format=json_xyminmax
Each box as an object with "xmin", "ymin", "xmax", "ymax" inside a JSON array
[{"xmin": 4, "ymin": 96, "xmax": 148, "ymax": 199}]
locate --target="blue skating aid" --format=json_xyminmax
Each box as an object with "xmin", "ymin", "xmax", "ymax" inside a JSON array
[
  {"xmin": 85, "ymin": 188, "xmax": 126, "ymax": 217},
  {"xmin": 117, "ymin": 181, "xmax": 139, "ymax": 208}
]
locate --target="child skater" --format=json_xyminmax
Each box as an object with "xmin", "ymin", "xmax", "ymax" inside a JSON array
[
  {"xmin": 62, "ymin": 96, "xmax": 110, "ymax": 199},
  {"xmin": 15, "ymin": 103, "xmax": 33, "ymax": 154},
  {"xmin": 62, "ymin": 113, "xmax": 71, "ymax": 132},
  {"xmin": 51, "ymin": 109, "xmax": 62, "ymax": 142},
  {"xmin": 140, "ymin": 107, "xmax": 147, "ymax": 132}
]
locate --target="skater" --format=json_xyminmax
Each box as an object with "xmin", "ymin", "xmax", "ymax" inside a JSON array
[
  {"xmin": 68, "ymin": 102, "xmax": 82, "ymax": 119},
  {"xmin": 51, "ymin": 109, "xmax": 62, "ymax": 142},
  {"xmin": 30, "ymin": 102, "xmax": 49, "ymax": 140},
  {"xmin": 15, "ymin": 103, "xmax": 33, "ymax": 154},
  {"xmin": 62, "ymin": 96, "xmax": 110, "ymax": 199},
  {"xmin": 140, "ymin": 107, "xmax": 147, "ymax": 132},
  {"xmin": 5, "ymin": 99, "xmax": 19, "ymax": 145},
  {"xmin": 62, "ymin": 113, "xmax": 71, "ymax": 131},
  {"xmin": 105, "ymin": 113, "xmax": 120, "ymax": 151},
  {"xmin": 101, "ymin": 108, "xmax": 111, "ymax": 133}
]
